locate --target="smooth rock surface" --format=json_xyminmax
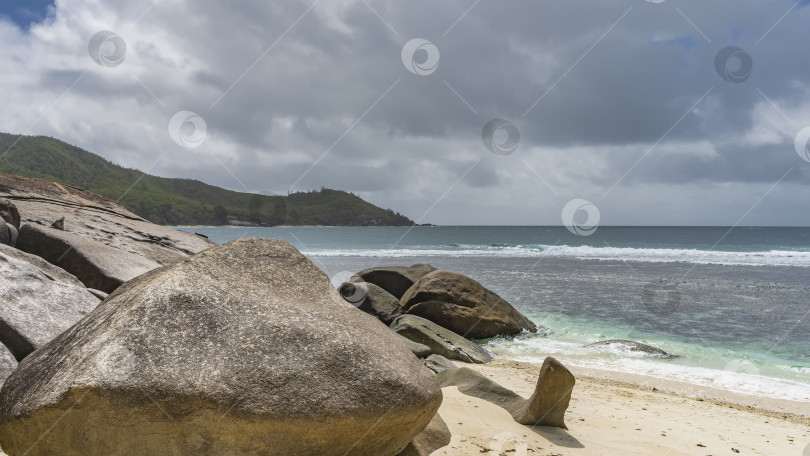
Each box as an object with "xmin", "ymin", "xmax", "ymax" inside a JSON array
[
  {"xmin": 16, "ymin": 224, "xmax": 161, "ymax": 293},
  {"xmin": 0, "ymin": 224, "xmax": 10, "ymax": 247},
  {"xmin": 391, "ymin": 315, "xmax": 493, "ymax": 364},
  {"xmin": 358, "ymin": 264, "xmax": 437, "ymax": 299},
  {"xmin": 401, "ymin": 270, "xmax": 537, "ymax": 339},
  {"xmin": 0, "ymin": 173, "xmax": 212, "ymax": 266},
  {"xmin": 437, "ymin": 357, "xmax": 575, "ymax": 429},
  {"xmin": 340, "ymin": 281, "xmax": 403, "ymax": 324},
  {"xmin": 0, "ymin": 244, "xmax": 100, "ymax": 361},
  {"xmin": 0, "ymin": 238, "xmax": 442, "ymax": 456},
  {"xmin": 394, "ymin": 333, "xmax": 432, "ymax": 358},
  {"xmin": 423, "ymin": 355, "xmax": 457, "ymax": 374}
]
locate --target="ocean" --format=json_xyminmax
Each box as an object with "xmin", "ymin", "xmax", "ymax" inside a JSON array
[{"xmin": 176, "ymin": 226, "xmax": 810, "ymax": 402}]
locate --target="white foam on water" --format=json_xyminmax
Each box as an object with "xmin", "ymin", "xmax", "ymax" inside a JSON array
[
  {"xmin": 303, "ymin": 244, "xmax": 810, "ymax": 267},
  {"xmin": 485, "ymin": 337, "xmax": 810, "ymax": 402}
]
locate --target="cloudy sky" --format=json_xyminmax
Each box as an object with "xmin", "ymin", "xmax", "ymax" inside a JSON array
[{"xmin": 1, "ymin": 0, "xmax": 809, "ymax": 225}]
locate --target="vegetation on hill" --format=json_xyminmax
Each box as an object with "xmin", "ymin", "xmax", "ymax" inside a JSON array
[{"xmin": 0, "ymin": 133, "xmax": 414, "ymax": 226}]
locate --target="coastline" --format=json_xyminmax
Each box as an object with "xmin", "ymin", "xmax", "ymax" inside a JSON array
[{"xmin": 436, "ymin": 358, "xmax": 809, "ymax": 455}]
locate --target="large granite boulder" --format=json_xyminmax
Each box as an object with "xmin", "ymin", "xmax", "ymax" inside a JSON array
[
  {"xmin": 0, "ymin": 345, "xmax": 16, "ymax": 385},
  {"xmin": 0, "ymin": 173, "xmax": 212, "ymax": 266},
  {"xmin": 391, "ymin": 315, "xmax": 493, "ymax": 364},
  {"xmin": 16, "ymin": 224, "xmax": 161, "ymax": 293},
  {"xmin": 340, "ymin": 280, "xmax": 403, "ymax": 324},
  {"xmin": 0, "ymin": 244, "xmax": 100, "ymax": 361},
  {"xmin": 0, "ymin": 238, "xmax": 442, "ymax": 456},
  {"xmin": 358, "ymin": 264, "xmax": 437, "ymax": 299},
  {"xmin": 401, "ymin": 270, "xmax": 537, "ymax": 339}
]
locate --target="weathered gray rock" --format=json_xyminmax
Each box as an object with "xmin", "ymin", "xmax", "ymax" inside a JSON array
[
  {"xmin": 0, "ymin": 244, "xmax": 100, "ymax": 361},
  {"xmin": 401, "ymin": 270, "xmax": 537, "ymax": 339},
  {"xmin": 5, "ymin": 224, "xmax": 16, "ymax": 248},
  {"xmin": 437, "ymin": 357, "xmax": 575, "ymax": 429},
  {"xmin": 0, "ymin": 223, "xmax": 11, "ymax": 247},
  {"xmin": 49, "ymin": 217, "xmax": 65, "ymax": 231},
  {"xmin": 391, "ymin": 315, "xmax": 493, "ymax": 364},
  {"xmin": 16, "ymin": 224, "xmax": 161, "ymax": 293},
  {"xmin": 85, "ymin": 288, "xmax": 108, "ymax": 301},
  {"xmin": 394, "ymin": 333, "xmax": 432, "ymax": 358},
  {"xmin": 340, "ymin": 281, "xmax": 403, "ymax": 324},
  {"xmin": 423, "ymin": 354, "xmax": 457, "ymax": 374},
  {"xmin": 0, "ymin": 173, "xmax": 212, "ymax": 266},
  {"xmin": 397, "ymin": 413, "xmax": 451, "ymax": 456},
  {"xmin": 358, "ymin": 264, "xmax": 437, "ymax": 299},
  {"xmin": 0, "ymin": 238, "xmax": 442, "ymax": 456},
  {"xmin": 0, "ymin": 200, "xmax": 19, "ymax": 230},
  {"xmin": 585, "ymin": 340, "xmax": 678, "ymax": 359},
  {"xmin": 0, "ymin": 345, "xmax": 16, "ymax": 385}
]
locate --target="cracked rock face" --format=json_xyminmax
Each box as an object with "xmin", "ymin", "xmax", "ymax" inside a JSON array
[
  {"xmin": 0, "ymin": 238, "xmax": 442, "ymax": 456},
  {"xmin": 0, "ymin": 173, "xmax": 213, "ymax": 268},
  {"xmin": 0, "ymin": 244, "xmax": 100, "ymax": 361}
]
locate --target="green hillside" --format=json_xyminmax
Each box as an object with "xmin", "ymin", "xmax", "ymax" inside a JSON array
[{"xmin": 0, "ymin": 133, "xmax": 414, "ymax": 226}]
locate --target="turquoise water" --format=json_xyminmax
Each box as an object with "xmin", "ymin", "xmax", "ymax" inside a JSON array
[{"xmin": 178, "ymin": 226, "xmax": 810, "ymax": 401}]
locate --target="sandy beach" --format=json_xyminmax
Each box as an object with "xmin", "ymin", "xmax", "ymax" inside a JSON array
[{"xmin": 434, "ymin": 358, "xmax": 809, "ymax": 456}]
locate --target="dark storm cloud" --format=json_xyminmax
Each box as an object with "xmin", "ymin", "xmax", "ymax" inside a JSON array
[{"xmin": 0, "ymin": 0, "xmax": 809, "ymax": 224}]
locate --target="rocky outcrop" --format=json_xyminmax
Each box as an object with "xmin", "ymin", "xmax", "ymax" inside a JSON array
[
  {"xmin": 0, "ymin": 199, "xmax": 19, "ymax": 230},
  {"xmin": 0, "ymin": 244, "xmax": 100, "ymax": 361},
  {"xmin": 340, "ymin": 281, "xmax": 403, "ymax": 324},
  {"xmin": 585, "ymin": 340, "xmax": 678, "ymax": 359},
  {"xmin": 423, "ymin": 354, "xmax": 457, "ymax": 374},
  {"xmin": 0, "ymin": 223, "xmax": 13, "ymax": 247},
  {"xmin": 391, "ymin": 315, "xmax": 493, "ymax": 364},
  {"xmin": 16, "ymin": 224, "xmax": 161, "ymax": 293},
  {"xmin": 437, "ymin": 357, "xmax": 575, "ymax": 429},
  {"xmin": 0, "ymin": 345, "xmax": 15, "ymax": 385},
  {"xmin": 0, "ymin": 173, "xmax": 212, "ymax": 266},
  {"xmin": 0, "ymin": 238, "xmax": 441, "ymax": 456},
  {"xmin": 358, "ymin": 264, "xmax": 437, "ymax": 299},
  {"xmin": 401, "ymin": 270, "xmax": 537, "ymax": 339},
  {"xmin": 393, "ymin": 333, "xmax": 432, "ymax": 358},
  {"xmin": 397, "ymin": 413, "xmax": 451, "ymax": 456}
]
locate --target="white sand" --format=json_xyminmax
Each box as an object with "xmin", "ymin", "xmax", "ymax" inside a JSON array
[{"xmin": 433, "ymin": 359, "xmax": 810, "ymax": 456}]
